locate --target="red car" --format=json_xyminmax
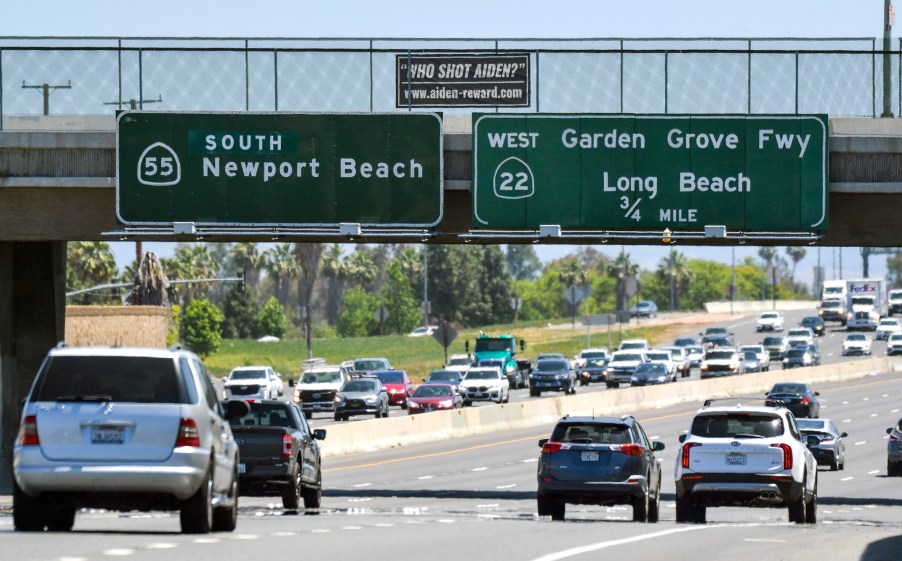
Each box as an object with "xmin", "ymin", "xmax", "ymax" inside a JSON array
[
  {"xmin": 371, "ymin": 370, "xmax": 414, "ymax": 408},
  {"xmin": 407, "ymin": 383, "xmax": 463, "ymax": 414}
]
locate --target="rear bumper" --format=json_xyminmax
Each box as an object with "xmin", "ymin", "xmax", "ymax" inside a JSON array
[
  {"xmin": 676, "ymin": 473, "xmax": 803, "ymax": 506},
  {"xmin": 538, "ymin": 477, "xmax": 648, "ymax": 505},
  {"xmin": 13, "ymin": 445, "xmax": 210, "ymax": 501}
]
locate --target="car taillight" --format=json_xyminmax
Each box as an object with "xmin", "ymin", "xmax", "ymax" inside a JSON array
[
  {"xmin": 681, "ymin": 442, "xmax": 701, "ymax": 468},
  {"xmin": 175, "ymin": 417, "xmax": 201, "ymax": 447},
  {"xmin": 890, "ymin": 432, "xmax": 902, "ymax": 442},
  {"xmin": 542, "ymin": 441, "xmax": 566, "ymax": 454},
  {"xmin": 615, "ymin": 444, "xmax": 645, "ymax": 456},
  {"xmin": 282, "ymin": 434, "xmax": 293, "ymax": 457},
  {"xmin": 771, "ymin": 443, "xmax": 793, "ymax": 470},
  {"xmin": 17, "ymin": 415, "xmax": 39, "ymax": 446},
  {"xmin": 801, "ymin": 396, "xmax": 810, "ymax": 404}
]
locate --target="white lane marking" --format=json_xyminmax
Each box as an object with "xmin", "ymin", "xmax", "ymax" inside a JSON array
[
  {"xmin": 342, "ymin": 526, "xmax": 363, "ymax": 530},
  {"xmin": 527, "ymin": 525, "xmax": 727, "ymax": 561},
  {"xmin": 348, "ymin": 498, "xmax": 371, "ymax": 503},
  {"xmin": 418, "ymin": 475, "xmax": 434, "ymax": 480},
  {"xmin": 892, "ymin": 409, "xmax": 900, "ymax": 414},
  {"xmin": 437, "ymin": 519, "xmax": 456, "ymax": 523},
  {"xmin": 864, "ymin": 397, "xmax": 870, "ymax": 401},
  {"xmin": 271, "ymin": 532, "xmax": 296, "ymax": 537},
  {"xmin": 883, "ymin": 394, "xmax": 890, "ymax": 398},
  {"xmin": 496, "ymin": 484, "xmax": 517, "ymax": 489},
  {"xmin": 372, "ymin": 523, "xmax": 395, "ymax": 527},
  {"xmin": 841, "ymin": 477, "xmax": 855, "ymax": 481},
  {"xmin": 650, "ymin": 435, "xmax": 661, "ymax": 440},
  {"xmin": 869, "ymin": 470, "xmax": 881, "ymax": 475},
  {"xmin": 523, "ymin": 458, "xmax": 538, "ymax": 463},
  {"xmin": 193, "ymin": 539, "xmax": 219, "ymax": 544},
  {"xmin": 102, "ymin": 550, "xmax": 135, "ymax": 557},
  {"xmin": 854, "ymin": 441, "xmax": 867, "ymax": 446},
  {"xmin": 472, "ymin": 467, "xmax": 489, "ymax": 471},
  {"xmin": 477, "ymin": 503, "xmax": 500, "ymax": 508},
  {"xmin": 145, "ymin": 544, "xmax": 178, "ymax": 549},
  {"xmin": 353, "ymin": 483, "xmax": 372, "ymax": 488},
  {"xmin": 842, "ymin": 401, "xmax": 849, "ymax": 405},
  {"xmin": 61, "ymin": 558, "xmax": 88, "ymax": 561},
  {"xmin": 842, "ymin": 419, "xmax": 852, "ymax": 424},
  {"xmin": 229, "ymin": 535, "xmax": 260, "ymax": 540},
  {"xmin": 744, "ymin": 539, "xmax": 787, "ymax": 543},
  {"xmin": 311, "ymin": 529, "xmax": 331, "ymax": 533},
  {"xmin": 871, "ymin": 414, "xmax": 879, "ymax": 418}
]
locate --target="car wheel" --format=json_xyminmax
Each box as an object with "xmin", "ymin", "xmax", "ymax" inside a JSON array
[
  {"xmin": 13, "ymin": 481, "xmax": 46, "ymax": 532},
  {"xmin": 787, "ymin": 483, "xmax": 808, "ymax": 524},
  {"xmin": 605, "ymin": 382, "xmax": 613, "ymax": 389},
  {"xmin": 302, "ymin": 479, "xmax": 322, "ymax": 510},
  {"xmin": 537, "ymin": 494, "xmax": 564, "ymax": 519},
  {"xmin": 805, "ymin": 479, "xmax": 818, "ymax": 524},
  {"xmin": 675, "ymin": 495, "xmax": 702, "ymax": 523},
  {"xmin": 647, "ymin": 483, "xmax": 661, "ymax": 523},
  {"xmin": 180, "ymin": 468, "xmax": 213, "ymax": 534},
  {"xmin": 45, "ymin": 503, "xmax": 76, "ymax": 532},
  {"xmin": 829, "ymin": 458, "xmax": 839, "ymax": 471},
  {"xmin": 631, "ymin": 491, "xmax": 649, "ymax": 522},
  {"xmin": 888, "ymin": 460, "xmax": 901, "ymax": 477},
  {"xmin": 213, "ymin": 467, "xmax": 239, "ymax": 531},
  {"xmin": 304, "ymin": 411, "xmax": 312, "ymax": 420},
  {"xmin": 282, "ymin": 468, "xmax": 302, "ymax": 511},
  {"xmin": 463, "ymin": 400, "xmax": 472, "ymax": 407},
  {"xmin": 550, "ymin": 499, "xmax": 565, "ymax": 521},
  {"xmin": 529, "ymin": 389, "xmax": 539, "ymax": 397}
]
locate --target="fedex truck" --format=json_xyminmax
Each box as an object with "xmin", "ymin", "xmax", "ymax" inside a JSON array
[{"xmin": 846, "ymin": 278, "xmax": 887, "ymax": 318}]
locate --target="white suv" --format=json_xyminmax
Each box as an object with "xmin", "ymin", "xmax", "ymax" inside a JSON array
[
  {"xmin": 459, "ymin": 366, "xmax": 510, "ymax": 405},
  {"xmin": 755, "ymin": 312, "xmax": 785, "ymax": 332},
  {"xmin": 222, "ymin": 365, "xmax": 283, "ymax": 400},
  {"xmin": 675, "ymin": 400, "xmax": 818, "ymax": 524}
]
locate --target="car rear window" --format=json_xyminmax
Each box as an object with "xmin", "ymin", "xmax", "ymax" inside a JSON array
[
  {"xmin": 33, "ymin": 355, "xmax": 189, "ymax": 404},
  {"xmin": 551, "ymin": 423, "xmax": 632, "ymax": 444},
  {"xmin": 374, "ymin": 371, "xmax": 403, "ymax": 383},
  {"xmin": 230, "ymin": 402, "xmax": 297, "ymax": 428},
  {"xmin": 691, "ymin": 414, "xmax": 784, "ymax": 438},
  {"xmin": 535, "ymin": 360, "xmax": 569, "ymax": 371}
]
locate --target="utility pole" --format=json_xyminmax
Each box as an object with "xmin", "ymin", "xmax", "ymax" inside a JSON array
[
  {"xmin": 22, "ymin": 80, "xmax": 72, "ymax": 115},
  {"xmin": 883, "ymin": 0, "xmax": 895, "ymax": 117},
  {"xmin": 104, "ymin": 95, "xmax": 163, "ymax": 111}
]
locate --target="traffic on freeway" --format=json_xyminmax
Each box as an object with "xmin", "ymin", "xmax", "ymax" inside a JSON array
[{"xmin": 5, "ymin": 308, "xmax": 902, "ymax": 560}]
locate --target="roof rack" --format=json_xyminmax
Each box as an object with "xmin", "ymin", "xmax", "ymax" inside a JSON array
[{"xmin": 702, "ymin": 397, "xmax": 785, "ymax": 408}]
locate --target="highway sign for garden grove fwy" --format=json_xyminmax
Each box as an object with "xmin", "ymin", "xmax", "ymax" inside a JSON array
[
  {"xmin": 472, "ymin": 114, "xmax": 828, "ymax": 231},
  {"xmin": 117, "ymin": 112, "xmax": 443, "ymax": 227}
]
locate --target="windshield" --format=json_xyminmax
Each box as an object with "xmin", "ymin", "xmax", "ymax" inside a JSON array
[
  {"xmin": 448, "ymin": 357, "xmax": 471, "ymax": 366},
  {"xmin": 788, "ymin": 329, "xmax": 810, "ymax": 337},
  {"xmin": 354, "ymin": 359, "xmax": 387, "ymax": 371},
  {"xmin": 35, "ymin": 356, "xmax": 189, "ymax": 404},
  {"xmin": 772, "ymin": 383, "xmax": 807, "ymax": 393},
  {"xmin": 822, "ymin": 301, "xmax": 841, "ymax": 309},
  {"xmin": 230, "ymin": 369, "xmax": 267, "ymax": 380},
  {"xmin": 535, "ymin": 360, "xmax": 569, "ymax": 371},
  {"xmin": 686, "ymin": 346, "xmax": 704, "ymax": 354},
  {"xmin": 760, "ymin": 313, "xmax": 779, "ymax": 319},
  {"xmin": 763, "ymin": 337, "xmax": 784, "ymax": 345},
  {"xmin": 705, "ymin": 351, "xmax": 735, "ymax": 360},
  {"xmin": 464, "ymin": 369, "xmax": 499, "ymax": 380},
  {"xmin": 846, "ymin": 334, "xmax": 867, "ymax": 341},
  {"xmin": 474, "ymin": 338, "xmax": 514, "ymax": 353},
  {"xmin": 705, "ymin": 327, "xmax": 728, "ymax": 335},
  {"xmin": 413, "ymin": 385, "xmax": 452, "ymax": 397},
  {"xmin": 479, "ymin": 359, "xmax": 504, "ymax": 368},
  {"xmin": 341, "ymin": 380, "xmax": 379, "ymax": 393},
  {"xmin": 426, "ymin": 371, "xmax": 459, "ymax": 382},
  {"xmin": 300, "ymin": 371, "xmax": 341, "ymax": 384},
  {"xmin": 373, "ymin": 371, "xmax": 403, "ymax": 384},
  {"xmin": 646, "ymin": 352, "xmax": 670, "ymax": 361},
  {"xmin": 612, "ymin": 353, "xmax": 643, "ymax": 362},
  {"xmin": 581, "ymin": 351, "xmax": 607, "ymax": 359},
  {"xmin": 620, "ymin": 342, "xmax": 646, "ymax": 350},
  {"xmin": 691, "ymin": 414, "xmax": 784, "ymax": 438},
  {"xmin": 743, "ymin": 351, "xmax": 758, "ymax": 361},
  {"xmin": 635, "ymin": 363, "xmax": 667, "ymax": 375},
  {"xmin": 786, "ymin": 349, "xmax": 808, "ymax": 358}
]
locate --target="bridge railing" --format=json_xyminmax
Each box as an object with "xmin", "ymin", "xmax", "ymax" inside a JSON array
[{"xmin": 0, "ymin": 37, "xmax": 900, "ymax": 130}]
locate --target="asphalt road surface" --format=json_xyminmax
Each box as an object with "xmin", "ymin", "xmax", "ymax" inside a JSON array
[{"xmin": 4, "ymin": 310, "xmax": 902, "ymax": 561}]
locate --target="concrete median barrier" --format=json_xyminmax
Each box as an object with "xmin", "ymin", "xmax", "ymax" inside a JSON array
[{"xmin": 318, "ymin": 357, "xmax": 898, "ymax": 457}]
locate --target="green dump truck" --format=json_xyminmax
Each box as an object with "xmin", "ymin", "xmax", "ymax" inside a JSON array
[{"xmin": 467, "ymin": 333, "xmax": 532, "ymax": 389}]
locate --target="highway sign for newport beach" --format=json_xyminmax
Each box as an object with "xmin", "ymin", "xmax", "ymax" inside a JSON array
[
  {"xmin": 472, "ymin": 114, "xmax": 828, "ymax": 232},
  {"xmin": 117, "ymin": 112, "xmax": 443, "ymax": 227}
]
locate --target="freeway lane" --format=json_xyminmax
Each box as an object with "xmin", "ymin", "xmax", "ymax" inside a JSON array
[{"xmin": 4, "ymin": 366, "xmax": 902, "ymax": 561}]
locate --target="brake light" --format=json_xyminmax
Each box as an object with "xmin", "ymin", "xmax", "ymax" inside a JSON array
[
  {"xmin": 615, "ymin": 444, "xmax": 645, "ymax": 456},
  {"xmin": 542, "ymin": 441, "xmax": 566, "ymax": 454},
  {"xmin": 801, "ymin": 396, "xmax": 810, "ymax": 404},
  {"xmin": 175, "ymin": 417, "xmax": 201, "ymax": 447},
  {"xmin": 282, "ymin": 434, "xmax": 293, "ymax": 457},
  {"xmin": 771, "ymin": 443, "xmax": 793, "ymax": 470},
  {"xmin": 17, "ymin": 415, "xmax": 39, "ymax": 446},
  {"xmin": 681, "ymin": 442, "xmax": 701, "ymax": 468}
]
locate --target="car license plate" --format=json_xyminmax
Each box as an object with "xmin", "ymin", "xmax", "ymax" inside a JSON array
[
  {"xmin": 91, "ymin": 427, "xmax": 124, "ymax": 444},
  {"xmin": 581, "ymin": 451, "xmax": 600, "ymax": 462},
  {"xmin": 350, "ymin": 403, "xmax": 361, "ymax": 408},
  {"xmin": 726, "ymin": 453, "xmax": 747, "ymax": 465},
  {"xmin": 238, "ymin": 463, "xmax": 246, "ymax": 474}
]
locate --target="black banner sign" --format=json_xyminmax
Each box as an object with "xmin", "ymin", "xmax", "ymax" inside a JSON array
[{"xmin": 396, "ymin": 53, "xmax": 530, "ymax": 108}]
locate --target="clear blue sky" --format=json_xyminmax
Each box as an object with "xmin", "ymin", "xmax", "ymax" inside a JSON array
[{"xmin": 4, "ymin": 1, "xmax": 893, "ymax": 286}]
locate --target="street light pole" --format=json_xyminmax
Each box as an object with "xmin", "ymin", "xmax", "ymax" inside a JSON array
[{"xmin": 883, "ymin": 0, "xmax": 895, "ymax": 117}]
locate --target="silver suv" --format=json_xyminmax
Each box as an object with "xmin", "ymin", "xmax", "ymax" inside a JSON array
[{"xmin": 13, "ymin": 345, "xmax": 248, "ymax": 533}]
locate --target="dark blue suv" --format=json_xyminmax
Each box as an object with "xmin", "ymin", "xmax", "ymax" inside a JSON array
[{"xmin": 536, "ymin": 415, "xmax": 664, "ymax": 522}]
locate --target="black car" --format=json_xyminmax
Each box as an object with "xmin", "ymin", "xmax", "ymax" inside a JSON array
[
  {"xmin": 333, "ymin": 378, "xmax": 390, "ymax": 420},
  {"xmin": 537, "ymin": 415, "xmax": 664, "ymax": 522},
  {"xmin": 424, "ymin": 369, "xmax": 464, "ymax": 386},
  {"xmin": 799, "ymin": 316, "xmax": 826, "ymax": 337},
  {"xmin": 782, "ymin": 347, "xmax": 819, "ymax": 369},
  {"xmin": 765, "ymin": 382, "xmax": 821, "ymax": 418},
  {"xmin": 529, "ymin": 358, "xmax": 577, "ymax": 396},
  {"xmin": 630, "ymin": 362, "xmax": 673, "ymax": 386}
]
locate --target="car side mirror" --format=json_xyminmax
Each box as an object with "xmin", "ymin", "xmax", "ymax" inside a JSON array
[
  {"xmin": 313, "ymin": 429, "xmax": 327, "ymax": 440},
  {"xmin": 652, "ymin": 441, "xmax": 665, "ymax": 451},
  {"xmin": 288, "ymin": 379, "xmax": 296, "ymax": 387},
  {"xmin": 888, "ymin": 428, "xmax": 893, "ymax": 435},
  {"xmin": 538, "ymin": 438, "xmax": 549, "ymax": 448},
  {"xmin": 678, "ymin": 434, "xmax": 687, "ymax": 443},
  {"xmin": 222, "ymin": 399, "xmax": 251, "ymax": 420},
  {"xmin": 814, "ymin": 391, "xmax": 820, "ymax": 396},
  {"xmin": 465, "ymin": 340, "xmax": 470, "ymax": 353},
  {"xmin": 805, "ymin": 435, "xmax": 819, "ymax": 448},
  {"xmin": 520, "ymin": 340, "xmax": 526, "ymax": 351},
  {"xmin": 840, "ymin": 432, "xmax": 848, "ymax": 438},
  {"xmin": 221, "ymin": 376, "xmax": 228, "ymax": 383}
]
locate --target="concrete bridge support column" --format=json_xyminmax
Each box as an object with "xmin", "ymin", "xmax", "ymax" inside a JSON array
[{"xmin": 0, "ymin": 241, "xmax": 66, "ymax": 493}]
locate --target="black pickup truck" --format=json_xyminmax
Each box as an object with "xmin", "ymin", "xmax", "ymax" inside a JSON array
[{"xmin": 227, "ymin": 399, "xmax": 326, "ymax": 511}]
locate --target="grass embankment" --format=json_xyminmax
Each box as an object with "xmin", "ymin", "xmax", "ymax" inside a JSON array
[{"xmin": 205, "ymin": 317, "xmax": 712, "ymax": 382}]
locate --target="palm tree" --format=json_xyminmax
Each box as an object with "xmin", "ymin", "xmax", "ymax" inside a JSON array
[
  {"xmin": 294, "ymin": 243, "xmax": 324, "ymax": 359},
  {"xmin": 321, "ymin": 244, "xmax": 348, "ymax": 325},
  {"xmin": 344, "ymin": 251, "xmax": 378, "ymax": 287},
  {"xmin": 263, "ymin": 244, "xmax": 300, "ymax": 309},
  {"xmin": 559, "ymin": 258, "xmax": 588, "ymax": 326},
  {"xmin": 657, "ymin": 250, "xmax": 693, "ymax": 310},
  {"xmin": 125, "ymin": 251, "xmax": 170, "ymax": 306},
  {"xmin": 758, "ymin": 247, "xmax": 778, "ymax": 300},
  {"xmin": 609, "ymin": 250, "xmax": 640, "ymax": 312},
  {"xmin": 230, "ymin": 243, "xmax": 265, "ymax": 290},
  {"xmin": 785, "ymin": 246, "xmax": 806, "ymax": 284},
  {"xmin": 67, "ymin": 241, "xmax": 119, "ymax": 304}
]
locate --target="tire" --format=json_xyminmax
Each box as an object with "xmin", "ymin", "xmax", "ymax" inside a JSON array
[
  {"xmin": 605, "ymin": 382, "xmax": 613, "ymax": 389},
  {"xmin": 13, "ymin": 481, "xmax": 46, "ymax": 532},
  {"xmin": 180, "ymin": 469, "xmax": 213, "ymax": 534},
  {"xmin": 375, "ymin": 406, "xmax": 384, "ymax": 419},
  {"xmin": 631, "ymin": 492, "xmax": 649, "ymax": 522},
  {"xmin": 304, "ymin": 411, "xmax": 312, "ymax": 420},
  {"xmin": 302, "ymin": 482, "xmax": 322, "ymax": 509},
  {"xmin": 212, "ymin": 468, "xmax": 239, "ymax": 531},
  {"xmin": 536, "ymin": 493, "xmax": 565, "ymax": 521},
  {"xmin": 647, "ymin": 484, "xmax": 660, "ymax": 523},
  {"xmin": 675, "ymin": 495, "xmax": 692, "ymax": 523},
  {"xmin": 463, "ymin": 400, "xmax": 472, "ymax": 407},
  {"xmin": 829, "ymin": 458, "xmax": 838, "ymax": 471},
  {"xmin": 580, "ymin": 379, "xmax": 589, "ymax": 386},
  {"xmin": 45, "ymin": 504, "xmax": 76, "ymax": 532},
  {"xmin": 537, "ymin": 494, "xmax": 554, "ymax": 517},
  {"xmin": 529, "ymin": 389, "xmax": 539, "ymax": 397},
  {"xmin": 805, "ymin": 480, "xmax": 818, "ymax": 524},
  {"xmin": 787, "ymin": 486, "xmax": 807, "ymax": 524},
  {"xmin": 888, "ymin": 460, "xmax": 901, "ymax": 477},
  {"xmin": 282, "ymin": 468, "xmax": 301, "ymax": 511}
]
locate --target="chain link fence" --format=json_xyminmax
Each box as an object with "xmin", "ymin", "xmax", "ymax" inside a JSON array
[{"xmin": 1, "ymin": 37, "xmax": 899, "ymax": 129}]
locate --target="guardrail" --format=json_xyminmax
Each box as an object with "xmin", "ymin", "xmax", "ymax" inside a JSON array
[{"xmin": 318, "ymin": 356, "xmax": 898, "ymax": 457}]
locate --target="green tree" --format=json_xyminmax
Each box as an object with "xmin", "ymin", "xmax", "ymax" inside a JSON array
[
  {"xmin": 478, "ymin": 246, "xmax": 515, "ymax": 325},
  {"xmin": 656, "ymin": 250, "xmax": 694, "ymax": 310},
  {"xmin": 682, "ymin": 260, "xmax": 731, "ymax": 310},
  {"xmin": 321, "ymin": 244, "xmax": 348, "ymax": 325},
  {"xmin": 167, "ymin": 304, "xmax": 181, "ymax": 347},
  {"xmin": 263, "ymin": 243, "xmax": 300, "ymax": 309},
  {"xmin": 428, "ymin": 245, "xmax": 484, "ymax": 326},
  {"xmin": 180, "ymin": 298, "xmax": 223, "ymax": 358},
  {"xmin": 383, "ymin": 260, "xmax": 421, "ymax": 334},
  {"xmin": 257, "ymin": 296, "xmax": 288, "ymax": 339},
  {"xmin": 67, "ymin": 241, "xmax": 118, "ymax": 304},
  {"xmin": 505, "ymin": 245, "xmax": 542, "ymax": 281},
  {"xmin": 336, "ymin": 287, "xmax": 379, "ymax": 337},
  {"xmin": 221, "ymin": 283, "xmax": 261, "ymax": 339},
  {"xmin": 558, "ymin": 257, "xmax": 588, "ymax": 325},
  {"xmin": 161, "ymin": 243, "xmax": 219, "ymax": 307},
  {"xmin": 230, "ymin": 242, "xmax": 266, "ymax": 291}
]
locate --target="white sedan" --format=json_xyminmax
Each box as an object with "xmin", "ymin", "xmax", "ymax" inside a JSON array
[
  {"xmin": 875, "ymin": 319, "xmax": 902, "ymax": 341},
  {"xmin": 755, "ymin": 312, "xmax": 785, "ymax": 332},
  {"xmin": 842, "ymin": 333, "xmax": 872, "ymax": 356}
]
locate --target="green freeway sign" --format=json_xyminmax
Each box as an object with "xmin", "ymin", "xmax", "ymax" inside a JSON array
[
  {"xmin": 117, "ymin": 112, "xmax": 443, "ymax": 227},
  {"xmin": 472, "ymin": 114, "xmax": 828, "ymax": 231}
]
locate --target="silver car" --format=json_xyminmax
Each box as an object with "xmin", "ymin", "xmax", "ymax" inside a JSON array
[{"xmin": 13, "ymin": 345, "xmax": 247, "ymax": 533}]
